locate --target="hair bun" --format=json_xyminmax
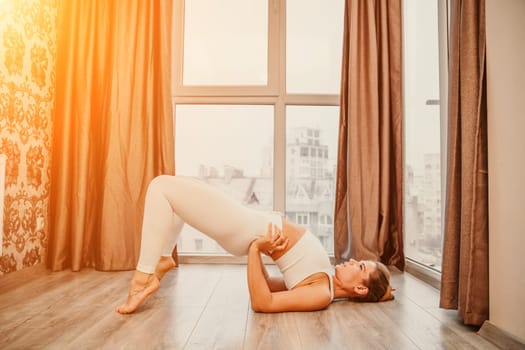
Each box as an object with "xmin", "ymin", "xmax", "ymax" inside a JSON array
[{"xmin": 379, "ymin": 285, "xmax": 395, "ymax": 302}]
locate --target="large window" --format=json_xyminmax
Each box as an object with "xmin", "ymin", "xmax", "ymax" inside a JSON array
[
  {"xmin": 402, "ymin": 0, "xmax": 448, "ymax": 271},
  {"xmin": 172, "ymin": 0, "xmax": 344, "ymax": 255}
]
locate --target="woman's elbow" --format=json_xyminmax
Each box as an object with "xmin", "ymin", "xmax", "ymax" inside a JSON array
[
  {"xmin": 251, "ymin": 302, "xmax": 262, "ymax": 312},
  {"xmin": 251, "ymin": 300, "xmax": 266, "ymax": 313},
  {"xmin": 250, "ymin": 298, "xmax": 272, "ymax": 313}
]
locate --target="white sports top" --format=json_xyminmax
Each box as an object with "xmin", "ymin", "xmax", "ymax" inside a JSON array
[{"xmin": 274, "ymin": 230, "xmax": 335, "ymax": 301}]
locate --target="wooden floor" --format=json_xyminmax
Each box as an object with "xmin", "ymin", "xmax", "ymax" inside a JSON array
[{"xmin": 0, "ymin": 263, "xmax": 500, "ymax": 350}]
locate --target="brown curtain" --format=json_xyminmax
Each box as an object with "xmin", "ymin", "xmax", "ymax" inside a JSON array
[
  {"xmin": 440, "ymin": 0, "xmax": 488, "ymax": 326},
  {"xmin": 334, "ymin": 0, "xmax": 404, "ymax": 271},
  {"xmin": 48, "ymin": 1, "xmax": 175, "ymax": 271}
]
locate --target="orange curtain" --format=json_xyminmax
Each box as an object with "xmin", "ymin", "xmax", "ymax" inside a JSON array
[
  {"xmin": 440, "ymin": 0, "xmax": 488, "ymax": 326},
  {"xmin": 48, "ymin": 1, "xmax": 175, "ymax": 271},
  {"xmin": 334, "ymin": 0, "xmax": 404, "ymax": 270}
]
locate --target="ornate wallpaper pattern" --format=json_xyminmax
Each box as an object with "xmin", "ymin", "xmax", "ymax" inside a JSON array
[{"xmin": 0, "ymin": 0, "xmax": 56, "ymax": 275}]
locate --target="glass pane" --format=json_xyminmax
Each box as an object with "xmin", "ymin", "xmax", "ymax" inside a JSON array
[
  {"xmin": 285, "ymin": 106, "xmax": 339, "ymax": 254},
  {"xmin": 403, "ymin": 0, "xmax": 443, "ymax": 271},
  {"xmin": 175, "ymin": 105, "xmax": 274, "ymax": 253},
  {"xmin": 286, "ymin": 0, "xmax": 345, "ymax": 94},
  {"xmin": 183, "ymin": 0, "xmax": 268, "ymax": 86}
]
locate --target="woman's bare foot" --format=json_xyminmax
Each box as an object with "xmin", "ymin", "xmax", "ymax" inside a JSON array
[
  {"xmin": 116, "ymin": 271, "xmax": 160, "ymax": 314},
  {"xmin": 155, "ymin": 256, "xmax": 176, "ymax": 281}
]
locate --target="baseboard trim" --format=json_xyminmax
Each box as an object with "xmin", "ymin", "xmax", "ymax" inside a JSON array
[
  {"xmin": 177, "ymin": 254, "xmax": 338, "ymax": 266},
  {"xmin": 478, "ymin": 321, "xmax": 525, "ymax": 350},
  {"xmin": 405, "ymin": 258, "xmax": 441, "ymax": 290},
  {"xmin": 177, "ymin": 254, "xmax": 273, "ymax": 265}
]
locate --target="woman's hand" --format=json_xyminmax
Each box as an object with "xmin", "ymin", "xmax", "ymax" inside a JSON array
[{"xmin": 252, "ymin": 223, "xmax": 289, "ymax": 256}]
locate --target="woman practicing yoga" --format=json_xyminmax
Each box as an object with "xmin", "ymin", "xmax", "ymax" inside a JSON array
[{"xmin": 117, "ymin": 175, "xmax": 393, "ymax": 314}]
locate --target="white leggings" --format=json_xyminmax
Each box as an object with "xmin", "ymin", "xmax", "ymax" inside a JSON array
[{"xmin": 137, "ymin": 175, "xmax": 276, "ymax": 273}]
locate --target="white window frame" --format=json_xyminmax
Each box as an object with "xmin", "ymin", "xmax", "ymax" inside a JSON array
[{"xmin": 172, "ymin": 0, "xmax": 340, "ymax": 263}]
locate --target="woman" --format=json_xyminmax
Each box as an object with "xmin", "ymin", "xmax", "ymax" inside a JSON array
[{"xmin": 117, "ymin": 175, "xmax": 393, "ymax": 314}]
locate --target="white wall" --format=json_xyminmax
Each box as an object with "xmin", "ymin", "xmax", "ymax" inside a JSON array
[{"xmin": 486, "ymin": 0, "xmax": 525, "ymax": 342}]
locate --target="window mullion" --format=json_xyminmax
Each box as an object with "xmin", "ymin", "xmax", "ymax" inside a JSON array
[
  {"xmin": 273, "ymin": 0, "xmax": 286, "ymax": 214},
  {"xmin": 274, "ymin": 101, "xmax": 286, "ymax": 213}
]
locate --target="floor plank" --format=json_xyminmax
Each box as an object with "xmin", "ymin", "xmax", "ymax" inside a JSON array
[
  {"xmin": 184, "ymin": 266, "xmax": 249, "ymax": 349},
  {"xmin": 244, "ymin": 311, "xmax": 302, "ymax": 349}
]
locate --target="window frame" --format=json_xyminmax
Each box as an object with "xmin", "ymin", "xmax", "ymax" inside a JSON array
[
  {"xmin": 172, "ymin": 0, "xmax": 281, "ymax": 96},
  {"xmin": 171, "ymin": 0, "xmax": 341, "ymax": 260},
  {"xmin": 172, "ymin": 0, "xmax": 450, "ymax": 274}
]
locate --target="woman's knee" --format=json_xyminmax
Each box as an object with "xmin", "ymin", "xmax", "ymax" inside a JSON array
[{"xmin": 148, "ymin": 175, "xmax": 174, "ymax": 193}]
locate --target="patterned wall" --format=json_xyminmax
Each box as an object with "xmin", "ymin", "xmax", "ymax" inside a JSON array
[{"xmin": 0, "ymin": 0, "xmax": 56, "ymax": 275}]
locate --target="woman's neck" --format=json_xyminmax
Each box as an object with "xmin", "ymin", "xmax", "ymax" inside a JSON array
[{"xmin": 332, "ymin": 274, "xmax": 350, "ymax": 299}]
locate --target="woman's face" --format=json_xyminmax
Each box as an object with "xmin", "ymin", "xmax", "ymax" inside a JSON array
[{"xmin": 335, "ymin": 259, "xmax": 376, "ymax": 290}]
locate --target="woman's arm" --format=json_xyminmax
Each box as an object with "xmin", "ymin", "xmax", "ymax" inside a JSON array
[
  {"xmin": 255, "ymin": 252, "xmax": 287, "ymax": 292},
  {"xmin": 247, "ymin": 242, "xmax": 275, "ymax": 310},
  {"xmin": 247, "ymin": 225, "xmax": 332, "ymax": 313}
]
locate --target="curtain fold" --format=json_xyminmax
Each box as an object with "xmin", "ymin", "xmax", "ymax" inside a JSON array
[
  {"xmin": 439, "ymin": 0, "xmax": 488, "ymax": 326},
  {"xmin": 334, "ymin": 0, "xmax": 404, "ymax": 270},
  {"xmin": 48, "ymin": 0, "xmax": 175, "ymax": 271}
]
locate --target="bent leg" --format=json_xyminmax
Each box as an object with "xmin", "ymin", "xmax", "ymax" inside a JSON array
[
  {"xmin": 118, "ymin": 179, "xmax": 184, "ymax": 314},
  {"xmin": 135, "ymin": 177, "xmax": 185, "ymax": 273},
  {"xmin": 118, "ymin": 175, "xmax": 268, "ymax": 314},
  {"xmin": 137, "ymin": 175, "xmax": 268, "ymax": 271}
]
